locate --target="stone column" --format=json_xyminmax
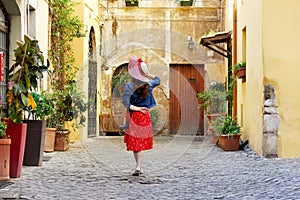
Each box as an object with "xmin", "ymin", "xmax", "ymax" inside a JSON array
[{"xmin": 263, "ymin": 84, "xmax": 280, "ymax": 158}]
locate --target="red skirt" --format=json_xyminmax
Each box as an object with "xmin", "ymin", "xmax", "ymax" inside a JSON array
[{"xmin": 124, "ymin": 111, "xmax": 153, "ymax": 151}]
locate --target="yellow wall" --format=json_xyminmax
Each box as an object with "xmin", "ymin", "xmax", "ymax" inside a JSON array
[
  {"xmin": 233, "ymin": 0, "xmax": 300, "ymax": 157},
  {"xmin": 262, "ymin": 0, "xmax": 300, "ymax": 157},
  {"xmin": 236, "ymin": 0, "xmax": 264, "ymax": 155},
  {"xmin": 72, "ymin": 0, "xmax": 102, "ymax": 139}
]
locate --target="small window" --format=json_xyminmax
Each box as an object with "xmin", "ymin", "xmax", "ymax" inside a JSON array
[{"xmin": 125, "ymin": 0, "xmax": 139, "ymax": 7}]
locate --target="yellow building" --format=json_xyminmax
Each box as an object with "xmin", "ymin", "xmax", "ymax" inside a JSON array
[
  {"xmin": 71, "ymin": 0, "xmax": 102, "ymax": 139},
  {"xmin": 0, "ymin": 0, "xmax": 49, "ymax": 93},
  {"xmin": 225, "ymin": 0, "xmax": 300, "ymax": 158}
]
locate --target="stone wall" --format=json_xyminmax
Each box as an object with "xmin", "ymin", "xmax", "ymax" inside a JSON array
[
  {"xmin": 98, "ymin": 1, "xmax": 224, "ymax": 133},
  {"xmin": 263, "ymin": 84, "xmax": 280, "ymax": 158}
]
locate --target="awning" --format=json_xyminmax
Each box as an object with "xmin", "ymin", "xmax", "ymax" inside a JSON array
[{"xmin": 200, "ymin": 30, "xmax": 232, "ymax": 58}]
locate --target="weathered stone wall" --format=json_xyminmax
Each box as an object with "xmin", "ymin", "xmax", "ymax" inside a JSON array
[
  {"xmin": 98, "ymin": 1, "xmax": 224, "ymax": 133},
  {"xmin": 263, "ymin": 84, "xmax": 280, "ymax": 158}
]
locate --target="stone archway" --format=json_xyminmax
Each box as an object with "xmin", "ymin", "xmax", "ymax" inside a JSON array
[{"xmin": 87, "ymin": 26, "xmax": 97, "ymax": 137}]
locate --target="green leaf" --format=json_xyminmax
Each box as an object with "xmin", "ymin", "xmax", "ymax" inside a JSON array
[{"xmin": 21, "ymin": 93, "xmax": 28, "ymax": 107}]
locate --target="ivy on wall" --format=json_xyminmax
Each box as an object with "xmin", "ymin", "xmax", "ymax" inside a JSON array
[{"xmin": 49, "ymin": 0, "xmax": 85, "ymax": 90}]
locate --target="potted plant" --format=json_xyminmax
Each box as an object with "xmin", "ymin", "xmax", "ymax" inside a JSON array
[
  {"xmin": 175, "ymin": 0, "xmax": 193, "ymax": 6},
  {"xmin": 213, "ymin": 115, "xmax": 241, "ymax": 151},
  {"xmin": 23, "ymin": 92, "xmax": 48, "ymax": 166},
  {"xmin": 125, "ymin": 0, "xmax": 139, "ymax": 7},
  {"xmin": 234, "ymin": 61, "xmax": 246, "ymax": 79},
  {"xmin": 6, "ymin": 35, "xmax": 50, "ymax": 166},
  {"xmin": 0, "ymin": 101, "xmax": 10, "ymax": 180},
  {"xmin": 197, "ymin": 82, "xmax": 227, "ymax": 143},
  {"xmin": 30, "ymin": 92, "xmax": 56, "ymax": 152},
  {"xmin": 197, "ymin": 82, "xmax": 227, "ymax": 120},
  {"xmin": 48, "ymin": 81, "xmax": 89, "ymax": 151}
]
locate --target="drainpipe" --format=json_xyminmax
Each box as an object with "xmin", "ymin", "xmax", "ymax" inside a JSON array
[{"xmin": 233, "ymin": 0, "xmax": 237, "ymax": 117}]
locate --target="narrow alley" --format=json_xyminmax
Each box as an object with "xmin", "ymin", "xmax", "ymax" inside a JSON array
[{"xmin": 1, "ymin": 136, "xmax": 300, "ymax": 200}]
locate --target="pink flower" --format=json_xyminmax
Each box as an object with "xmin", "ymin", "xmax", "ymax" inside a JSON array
[{"xmin": 7, "ymin": 80, "xmax": 14, "ymax": 90}]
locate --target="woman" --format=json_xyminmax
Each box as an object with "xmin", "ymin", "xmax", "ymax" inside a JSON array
[{"xmin": 122, "ymin": 56, "xmax": 160, "ymax": 176}]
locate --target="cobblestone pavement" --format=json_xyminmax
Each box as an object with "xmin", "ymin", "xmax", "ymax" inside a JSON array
[{"xmin": 1, "ymin": 135, "xmax": 300, "ymax": 200}]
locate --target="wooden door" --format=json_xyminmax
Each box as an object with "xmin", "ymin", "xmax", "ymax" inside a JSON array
[{"xmin": 169, "ymin": 64, "xmax": 204, "ymax": 135}]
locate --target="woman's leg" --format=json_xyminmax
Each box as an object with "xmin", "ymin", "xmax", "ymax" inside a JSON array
[{"xmin": 133, "ymin": 151, "xmax": 144, "ymax": 174}]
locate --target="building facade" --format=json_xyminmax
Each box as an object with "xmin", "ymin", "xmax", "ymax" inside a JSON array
[
  {"xmin": 225, "ymin": 0, "xmax": 300, "ymax": 158},
  {"xmin": 94, "ymin": 0, "xmax": 225, "ymax": 137},
  {"xmin": 0, "ymin": 0, "xmax": 49, "ymax": 109}
]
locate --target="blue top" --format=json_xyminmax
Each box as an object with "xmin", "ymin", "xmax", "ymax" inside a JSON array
[{"xmin": 122, "ymin": 76, "xmax": 160, "ymax": 110}]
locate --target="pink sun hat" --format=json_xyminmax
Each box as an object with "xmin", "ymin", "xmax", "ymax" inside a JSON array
[{"xmin": 128, "ymin": 56, "xmax": 149, "ymax": 83}]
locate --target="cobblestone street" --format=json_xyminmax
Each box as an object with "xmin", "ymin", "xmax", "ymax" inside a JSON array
[{"xmin": 1, "ymin": 136, "xmax": 300, "ymax": 200}]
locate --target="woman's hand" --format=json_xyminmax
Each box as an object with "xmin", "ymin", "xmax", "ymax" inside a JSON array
[
  {"xmin": 139, "ymin": 107, "xmax": 149, "ymax": 114},
  {"xmin": 145, "ymin": 73, "xmax": 156, "ymax": 79},
  {"xmin": 130, "ymin": 105, "xmax": 149, "ymax": 114}
]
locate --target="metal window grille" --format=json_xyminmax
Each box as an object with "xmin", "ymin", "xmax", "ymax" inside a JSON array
[{"xmin": 0, "ymin": 5, "xmax": 8, "ymax": 112}]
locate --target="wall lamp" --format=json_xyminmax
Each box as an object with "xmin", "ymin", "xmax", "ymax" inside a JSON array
[{"xmin": 187, "ymin": 36, "xmax": 195, "ymax": 49}]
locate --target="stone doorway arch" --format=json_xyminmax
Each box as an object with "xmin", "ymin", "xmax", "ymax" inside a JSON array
[{"xmin": 88, "ymin": 26, "xmax": 97, "ymax": 137}]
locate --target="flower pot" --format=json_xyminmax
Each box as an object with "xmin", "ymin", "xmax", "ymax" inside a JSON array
[
  {"xmin": 235, "ymin": 67, "xmax": 246, "ymax": 79},
  {"xmin": 44, "ymin": 128, "xmax": 57, "ymax": 152},
  {"xmin": 22, "ymin": 120, "xmax": 46, "ymax": 166},
  {"xmin": 207, "ymin": 128, "xmax": 218, "ymax": 145},
  {"xmin": 207, "ymin": 113, "xmax": 226, "ymax": 122},
  {"xmin": 54, "ymin": 130, "xmax": 70, "ymax": 151},
  {"xmin": 218, "ymin": 134, "xmax": 241, "ymax": 151},
  {"xmin": 125, "ymin": 0, "xmax": 138, "ymax": 7},
  {"xmin": 5, "ymin": 121, "xmax": 27, "ymax": 178},
  {"xmin": 0, "ymin": 139, "xmax": 11, "ymax": 181},
  {"xmin": 180, "ymin": 0, "xmax": 193, "ymax": 6}
]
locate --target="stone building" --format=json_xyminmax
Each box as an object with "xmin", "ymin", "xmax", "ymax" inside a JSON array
[{"xmin": 88, "ymin": 0, "xmax": 226, "ymax": 137}]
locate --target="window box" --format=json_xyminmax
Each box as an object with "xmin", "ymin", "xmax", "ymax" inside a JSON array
[
  {"xmin": 180, "ymin": 0, "xmax": 193, "ymax": 6},
  {"xmin": 125, "ymin": 0, "xmax": 139, "ymax": 7},
  {"xmin": 235, "ymin": 67, "xmax": 246, "ymax": 79},
  {"xmin": 234, "ymin": 61, "xmax": 246, "ymax": 79}
]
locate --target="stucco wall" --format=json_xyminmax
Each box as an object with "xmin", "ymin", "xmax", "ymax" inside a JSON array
[
  {"xmin": 3, "ymin": 0, "xmax": 49, "ymax": 90},
  {"xmin": 233, "ymin": 0, "xmax": 300, "ymax": 158},
  {"xmin": 73, "ymin": 0, "xmax": 102, "ymax": 139},
  {"xmin": 262, "ymin": 0, "xmax": 300, "ymax": 157},
  {"xmin": 237, "ymin": 0, "xmax": 264, "ymax": 155},
  {"xmin": 99, "ymin": 4, "xmax": 223, "ymax": 133},
  {"xmin": 35, "ymin": 0, "xmax": 49, "ymax": 90}
]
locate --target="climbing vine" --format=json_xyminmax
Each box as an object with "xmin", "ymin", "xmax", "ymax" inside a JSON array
[{"xmin": 49, "ymin": 0, "xmax": 85, "ymax": 90}]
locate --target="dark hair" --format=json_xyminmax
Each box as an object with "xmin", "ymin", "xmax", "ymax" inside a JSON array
[{"xmin": 132, "ymin": 78, "xmax": 149, "ymax": 98}]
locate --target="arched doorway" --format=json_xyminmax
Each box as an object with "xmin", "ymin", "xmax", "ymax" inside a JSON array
[{"xmin": 88, "ymin": 27, "xmax": 97, "ymax": 137}]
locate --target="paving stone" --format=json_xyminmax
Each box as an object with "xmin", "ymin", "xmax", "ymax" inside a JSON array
[{"xmin": 1, "ymin": 136, "xmax": 300, "ymax": 199}]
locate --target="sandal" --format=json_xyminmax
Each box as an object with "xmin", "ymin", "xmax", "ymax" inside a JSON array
[{"xmin": 132, "ymin": 170, "xmax": 141, "ymax": 176}]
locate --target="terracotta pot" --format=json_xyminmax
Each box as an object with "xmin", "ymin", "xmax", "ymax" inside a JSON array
[
  {"xmin": 207, "ymin": 128, "xmax": 218, "ymax": 145},
  {"xmin": 218, "ymin": 134, "xmax": 241, "ymax": 151},
  {"xmin": 44, "ymin": 128, "xmax": 57, "ymax": 152},
  {"xmin": 54, "ymin": 130, "xmax": 70, "ymax": 151},
  {"xmin": 6, "ymin": 122, "xmax": 27, "ymax": 178},
  {"xmin": 207, "ymin": 113, "xmax": 226, "ymax": 122},
  {"xmin": 235, "ymin": 67, "xmax": 246, "ymax": 79},
  {"xmin": 0, "ymin": 139, "xmax": 11, "ymax": 181}
]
